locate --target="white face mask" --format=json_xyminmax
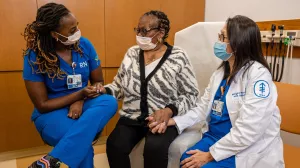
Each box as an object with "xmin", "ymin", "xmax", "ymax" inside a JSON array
[
  {"xmin": 136, "ymin": 32, "xmax": 159, "ymax": 50},
  {"xmin": 56, "ymin": 29, "xmax": 81, "ymax": 45}
]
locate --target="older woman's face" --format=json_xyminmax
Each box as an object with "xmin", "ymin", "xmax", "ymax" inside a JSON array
[{"xmin": 136, "ymin": 15, "xmax": 164, "ymax": 43}]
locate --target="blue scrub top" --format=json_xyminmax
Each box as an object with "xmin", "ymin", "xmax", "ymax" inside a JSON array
[
  {"xmin": 207, "ymin": 79, "xmax": 232, "ymax": 140},
  {"xmin": 23, "ymin": 37, "xmax": 101, "ymax": 120}
]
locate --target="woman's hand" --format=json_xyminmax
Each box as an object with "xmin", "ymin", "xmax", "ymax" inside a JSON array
[
  {"xmin": 93, "ymin": 82, "xmax": 106, "ymax": 94},
  {"xmin": 181, "ymin": 150, "xmax": 214, "ymax": 168},
  {"xmin": 147, "ymin": 108, "xmax": 173, "ymax": 134},
  {"xmin": 153, "ymin": 107, "xmax": 173, "ymax": 124},
  {"xmin": 68, "ymin": 100, "xmax": 84, "ymax": 119},
  {"xmin": 148, "ymin": 118, "xmax": 176, "ymax": 134},
  {"xmin": 150, "ymin": 122, "xmax": 167, "ymax": 134},
  {"xmin": 81, "ymin": 86, "xmax": 100, "ymax": 98},
  {"xmin": 167, "ymin": 118, "xmax": 176, "ymax": 126}
]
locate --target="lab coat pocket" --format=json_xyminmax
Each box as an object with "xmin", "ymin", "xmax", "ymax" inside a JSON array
[
  {"xmin": 230, "ymin": 94, "xmax": 245, "ymax": 105},
  {"xmin": 246, "ymin": 148, "xmax": 284, "ymax": 168}
]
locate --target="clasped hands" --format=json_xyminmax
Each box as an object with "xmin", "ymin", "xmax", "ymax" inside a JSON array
[
  {"xmin": 146, "ymin": 107, "xmax": 175, "ymax": 134},
  {"xmin": 68, "ymin": 82, "xmax": 105, "ymax": 119}
]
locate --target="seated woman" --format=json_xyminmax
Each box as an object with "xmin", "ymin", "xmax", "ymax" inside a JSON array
[
  {"xmin": 162, "ymin": 15, "xmax": 284, "ymax": 168},
  {"xmin": 23, "ymin": 3, "xmax": 117, "ymax": 168},
  {"xmin": 103, "ymin": 10, "xmax": 199, "ymax": 168}
]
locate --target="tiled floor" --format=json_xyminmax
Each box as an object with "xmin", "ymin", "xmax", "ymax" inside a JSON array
[{"xmin": 0, "ymin": 144, "xmax": 109, "ymax": 168}]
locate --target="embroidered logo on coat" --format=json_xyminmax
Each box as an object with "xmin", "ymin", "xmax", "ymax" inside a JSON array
[{"xmin": 254, "ymin": 80, "xmax": 270, "ymax": 98}]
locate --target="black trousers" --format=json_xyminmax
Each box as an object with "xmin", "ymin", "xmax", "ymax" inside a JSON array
[{"xmin": 106, "ymin": 118, "xmax": 178, "ymax": 168}]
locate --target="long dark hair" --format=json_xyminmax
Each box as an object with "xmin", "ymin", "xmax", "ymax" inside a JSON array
[
  {"xmin": 219, "ymin": 15, "xmax": 270, "ymax": 83},
  {"xmin": 23, "ymin": 3, "xmax": 83, "ymax": 79}
]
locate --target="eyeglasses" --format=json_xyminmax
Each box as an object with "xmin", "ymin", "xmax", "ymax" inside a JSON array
[
  {"xmin": 134, "ymin": 27, "xmax": 160, "ymax": 36},
  {"xmin": 218, "ymin": 33, "xmax": 228, "ymax": 42}
]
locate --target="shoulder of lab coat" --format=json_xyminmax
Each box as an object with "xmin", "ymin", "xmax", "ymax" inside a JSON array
[
  {"xmin": 173, "ymin": 68, "xmax": 224, "ymax": 134},
  {"xmin": 209, "ymin": 61, "xmax": 277, "ymax": 161}
]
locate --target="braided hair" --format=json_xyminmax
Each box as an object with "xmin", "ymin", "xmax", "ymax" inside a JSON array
[
  {"xmin": 23, "ymin": 3, "xmax": 83, "ymax": 80},
  {"xmin": 144, "ymin": 10, "xmax": 170, "ymax": 40}
]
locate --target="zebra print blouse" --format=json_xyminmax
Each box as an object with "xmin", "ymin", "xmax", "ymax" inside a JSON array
[{"xmin": 105, "ymin": 43, "xmax": 199, "ymax": 124}]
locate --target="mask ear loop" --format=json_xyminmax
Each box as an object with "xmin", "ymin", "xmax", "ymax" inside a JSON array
[
  {"xmin": 157, "ymin": 28, "xmax": 165, "ymax": 43},
  {"xmin": 150, "ymin": 31, "xmax": 160, "ymax": 45},
  {"xmin": 225, "ymin": 44, "xmax": 235, "ymax": 62},
  {"xmin": 155, "ymin": 29, "xmax": 164, "ymax": 45},
  {"xmin": 225, "ymin": 43, "xmax": 234, "ymax": 55},
  {"xmin": 55, "ymin": 32, "xmax": 67, "ymax": 44},
  {"xmin": 55, "ymin": 32, "xmax": 68, "ymax": 39}
]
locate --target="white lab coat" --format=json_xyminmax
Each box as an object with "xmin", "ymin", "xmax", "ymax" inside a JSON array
[{"xmin": 173, "ymin": 61, "xmax": 285, "ymax": 168}]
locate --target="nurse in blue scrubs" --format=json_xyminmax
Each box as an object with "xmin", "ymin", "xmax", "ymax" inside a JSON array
[{"xmin": 23, "ymin": 3, "xmax": 117, "ymax": 168}]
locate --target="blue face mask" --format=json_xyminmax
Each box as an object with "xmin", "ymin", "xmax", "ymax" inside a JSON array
[{"xmin": 213, "ymin": 41, "xmax": 233, "ymax": 61}]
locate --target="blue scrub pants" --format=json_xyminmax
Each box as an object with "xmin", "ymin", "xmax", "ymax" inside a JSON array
[
  {"xmin": 34, "ymin": 95, "xmax": 117, "ymax": 168},
  {"xmin": 180, "ymin": 133, "xmax": 235, "ymax": 168}
]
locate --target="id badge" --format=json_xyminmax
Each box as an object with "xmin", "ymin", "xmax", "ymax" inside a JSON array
[
  {"xmin": 212, "ymin": 100, "xmax": 224, "ymax": 116},
  {"xmin": 67, "ymin": 74, "xmax": 82, "ymax": 89}
]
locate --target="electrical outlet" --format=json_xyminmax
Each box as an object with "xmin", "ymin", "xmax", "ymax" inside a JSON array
[{"xmin": 260, "ymin": 30, "xmax": 300, "ymax": 46}]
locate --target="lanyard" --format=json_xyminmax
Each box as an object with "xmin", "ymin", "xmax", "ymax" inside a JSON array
[
  {"xmin": 220, "ymin": 77, "xmax": 230, "ymax": 98},
  {"xmin": 71, "ymin": 62, "xmax": 76, "ymax": 75}
]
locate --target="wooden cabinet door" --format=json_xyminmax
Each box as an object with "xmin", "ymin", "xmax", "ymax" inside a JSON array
[{"xmin": 0, "ymin": 0, "xmax": 37, "ymax": 71}]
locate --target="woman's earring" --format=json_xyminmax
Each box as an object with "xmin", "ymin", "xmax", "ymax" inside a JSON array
[{"xmin": 158, "ymin": 38, "xmax": 162, "ymax": 43}]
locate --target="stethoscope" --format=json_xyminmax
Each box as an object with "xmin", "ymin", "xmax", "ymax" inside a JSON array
[
  {"xmin": 269, "ymin": 24, "xmax": 276, "ymax": 72},
  {"xmin": 274, "ymin": 26, "xmax": 284, "ymax": 82},
  {"xmin": 266, "ymin": 24, "xmax": 295, "ymax": 83},
  {"xmin": 278, "ymin": 28, "xmax": 287, "ymax": 82},
  {"xmin": 283, "ymin": 36, "xmax": 294, "ymax": 84}
]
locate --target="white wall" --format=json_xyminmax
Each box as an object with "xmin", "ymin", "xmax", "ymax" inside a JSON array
[
  {"xmin": 205, "ymin": 0, "xmax": 300, "ymax": 85},
  {"xmin": 205, "ymin": 0, "xmax": 300, "ymax": 22}
]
